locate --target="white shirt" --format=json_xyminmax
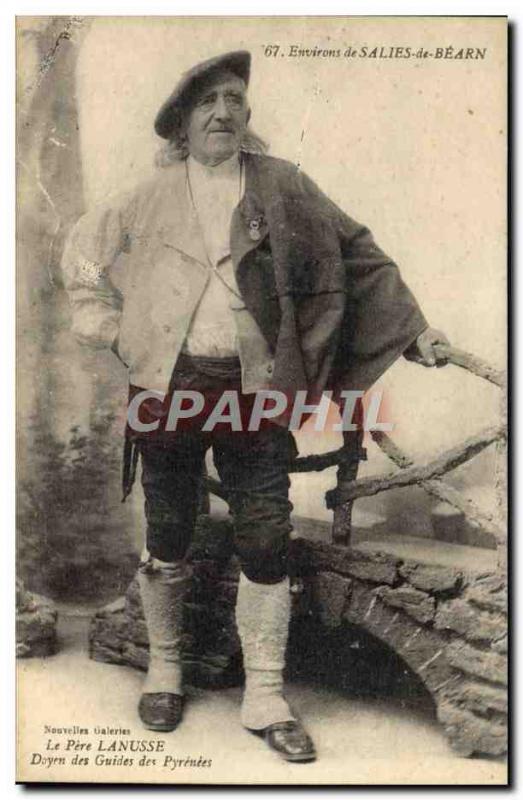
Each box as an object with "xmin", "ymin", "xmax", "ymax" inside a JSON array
[{"xmin": 182, "ymin": 153, "xmax": 244, "ymax": 357}]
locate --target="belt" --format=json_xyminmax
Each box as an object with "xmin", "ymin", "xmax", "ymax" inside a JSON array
[
  {"xmin": 122, "ymin": 353, "xmax": 243, "ymax": 502},
  {"xmin": 174, "ymin": 352, "xmax": 242, "ymax": 381}
]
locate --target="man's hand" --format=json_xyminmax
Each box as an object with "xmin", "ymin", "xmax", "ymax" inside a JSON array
[{"xmin": 404, "ymin": 327, "xmax": 450, "ymax": 367}]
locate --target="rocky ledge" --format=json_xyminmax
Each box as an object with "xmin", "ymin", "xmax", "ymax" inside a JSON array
[{"xmin": 16, "ymin": 579, "xmax": 58, "ymax": 658}]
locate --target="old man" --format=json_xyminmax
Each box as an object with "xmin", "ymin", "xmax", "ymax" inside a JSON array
[{"xmin": 62, "ymin": 50, "xmax": 449, "ymax": 762}]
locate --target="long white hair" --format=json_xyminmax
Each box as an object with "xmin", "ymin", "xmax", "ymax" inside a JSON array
[{"xmin": 155, "ymin": 127, "xmax": 268, "ymax": 167}]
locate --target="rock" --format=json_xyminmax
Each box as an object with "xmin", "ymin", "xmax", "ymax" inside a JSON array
[
  {"xmin": 438, "ymin": 700, "xmax": 507, "ymax": 757},
  {"xmin": 16, "ymin": 579, "xmax": 36, "ymax": 612},
  {"xmin": 88, "ymin": 609, "xmax": 128, "ymax": 665},
  {"xmin": 122, "ymin": 641, "xmax": 148, "ymax": 671},
  {"xmin": 129, "ymin": 619, "xmax": 149, "ymax": 647},
  {"xmin": 474, "ymin": 573, "xmax": 504, "ymax": 591},
  {"xmin": 345, "ymin": 582, "xmax": 452, "ymax": 692},
  {"xmin": 400, "ymin": 630, "xmax": 453, "ymax": 692},
  {"xmin": 465, "ymin": 577, "xmax": 507, "ymax": 614},
  {"xmin": 492, "ymin": 635, "xmax": 508, "ymax": 654},
  {"xmin": 399, "ymin": 562, "xmax": 464, "ymax": 594},
  {"xmin": 442, "ymin": 678, "xmax": 507, "ymax": 715},
  {"xmin": 16, "ymin": 642, "xmax": 31, "ymax": 658},
  {"xmin": 125, "ymin": 578, "xmax": 143, "ymax": 617},
  {"xmin": 311, "ymin": 572, "xmax": 351, "ymax": 627},
  {"xmin": 345, "ymin": 549, "xmax": 401, "ymax": 586},
  {"xmin": 16, "ymin": 589, "xmax": 58, "ymax": 658},
  {"xmin": 376, "ymin": 586, "xmax": 436, "ymax": 625},
  {"xmin": 17, "ymin": 606, "xmax": 56, "ymax": 643},
  {"xmin": 344, "ymin": 579, "xmax": 380, "ymax": 624},
  {"xmin": 302, "ymin": 541, "xmax": 400, "ymax": 585},
  {"xmin": 435, "ymin": 599, "xmax": 506, "ymax": 644},
  {"xmin": 446, "ymin": 641, "xmax": 507, "ymax": 686}
]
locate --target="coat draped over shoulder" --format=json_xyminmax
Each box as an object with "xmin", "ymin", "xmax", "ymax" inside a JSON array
[{"xmin": 234, "ymin": 154, "xmax": 428, "ymax": 397}]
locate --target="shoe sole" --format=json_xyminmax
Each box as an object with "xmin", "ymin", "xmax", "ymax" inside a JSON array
[
  {"xmin": 277, "ymin": 752, "xmax": 317, "ymax": 763},
  {"xmin": 140, "ymin": 721, "xmax": 181, "ymax": 732}
]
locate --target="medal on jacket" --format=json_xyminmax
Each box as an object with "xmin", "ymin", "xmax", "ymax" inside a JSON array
[{"xmin": 248, "ymin": 217, "xmax": 263, "ymax": 241}]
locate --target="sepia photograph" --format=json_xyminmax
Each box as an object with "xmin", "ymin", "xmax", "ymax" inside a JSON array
[{"xmin": 15, "ymin": 15, "xmax": 507, "ymax": 785}]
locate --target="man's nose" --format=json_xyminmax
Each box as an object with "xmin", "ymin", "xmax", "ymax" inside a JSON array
[{"xmin": 213, "ymin": 95, "xmax": 232, "ymax": 120}]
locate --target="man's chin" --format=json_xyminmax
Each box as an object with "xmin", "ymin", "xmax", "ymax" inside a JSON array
[{"xmin": 206, "ymin": 142, "xmax": 239, "ymax": 161}]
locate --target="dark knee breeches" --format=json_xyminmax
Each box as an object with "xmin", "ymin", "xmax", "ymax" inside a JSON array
[
  {"xmin": 131, "ymin": 355, "xmax": 296, "ymax": 584},
  {"xmin": 138, "ymin": 427, "xmax": 295, "ymax": 583}
]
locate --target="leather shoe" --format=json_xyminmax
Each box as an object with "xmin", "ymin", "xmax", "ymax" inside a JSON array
[
  {"xmin": 257, "ymin": 720, "xmax": 317, "ymax": 762},
  {"xmin": 138, "ymin": 692, "xmax": 184, "ymax": 732}
]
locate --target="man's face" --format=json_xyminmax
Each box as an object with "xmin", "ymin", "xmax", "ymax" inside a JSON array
[{"xmin": 183, "ymin": 72, "xmax": 249, "ymax": 165}]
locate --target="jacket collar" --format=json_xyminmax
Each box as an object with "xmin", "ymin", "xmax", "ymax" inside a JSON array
[
  {"xmin": 154, "ymin": 160, "xmax": 209, "ymax": 268},
  {"xmin": 154, "ymin": 154, "xmax": 268, "ymax": 269}
]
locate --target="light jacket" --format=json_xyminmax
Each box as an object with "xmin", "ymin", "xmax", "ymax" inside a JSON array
[{"xmin": 62, "ymin": 152, "xmax": 428, "ymax": 397}]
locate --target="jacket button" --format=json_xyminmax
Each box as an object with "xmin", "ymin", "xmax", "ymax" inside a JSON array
[
  {"xmin": 163, "ymin": 325, "xmax": 171, "ymax": 333},
  {"xmin": 267, "ymin": 364, "xmax": 273, "ymax": 374}
]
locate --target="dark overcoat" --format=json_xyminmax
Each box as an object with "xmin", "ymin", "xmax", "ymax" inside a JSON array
[{"xmin": 232, "ymin": 153, "xmax": 428, "ymax": 396}]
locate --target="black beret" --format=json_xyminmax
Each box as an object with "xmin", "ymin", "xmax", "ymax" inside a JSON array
[{"xmin": 154, "ymin": 50, "xmax": 251, "ymax": 139}]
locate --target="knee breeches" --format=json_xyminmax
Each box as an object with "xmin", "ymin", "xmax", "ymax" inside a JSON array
[{"xmin": 138, "ymin": 426, "xmax": 296, "ymax": 583}]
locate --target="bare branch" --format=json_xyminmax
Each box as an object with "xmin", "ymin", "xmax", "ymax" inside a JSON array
[
  {"xmin": 372, "ymin": 430, "xmax": 505, "ymax": 541},
  {"xmin": 333, "ymin": 426, "xmax": 504, "ymax": 503},
  {"xmin": 440, "ymin": 345, "xmax": 505, "ymax": 388}
]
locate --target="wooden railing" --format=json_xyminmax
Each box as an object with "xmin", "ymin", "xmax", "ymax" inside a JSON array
[{"xmin": 205, "ymin": 346, "xmax": 507, "ymax": 570}]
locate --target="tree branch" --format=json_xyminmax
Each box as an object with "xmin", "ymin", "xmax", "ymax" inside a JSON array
[{"xmin": 328, "ymin": 426, "xmax": 504, "ymax": 504}]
